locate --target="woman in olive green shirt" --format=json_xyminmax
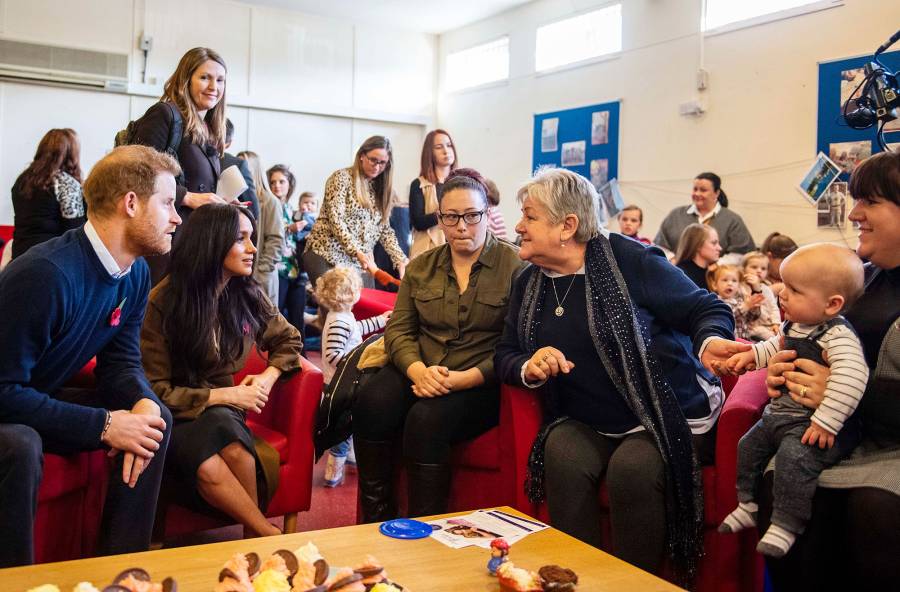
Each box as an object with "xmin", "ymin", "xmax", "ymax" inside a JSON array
[{"xmin": 352, "ymin": 169, "xmax": 525, "ymax": 522}]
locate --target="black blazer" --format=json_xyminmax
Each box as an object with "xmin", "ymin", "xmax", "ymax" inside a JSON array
[
  {"xmin": 131, "ymin": 102, "xmax": 220, "ymax": 218},
  {"xmin": 131, "ymin": 102, "xmax": 221, "ymax": 285},
  {"xmin": 221, "ymin": 152, "xmax": 259, "ymax": 220}
]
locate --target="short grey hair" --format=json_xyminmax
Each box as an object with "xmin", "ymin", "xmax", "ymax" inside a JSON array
[{"xmin": 516, "ymin": 167, "xmax": 601, "ymax": 243}]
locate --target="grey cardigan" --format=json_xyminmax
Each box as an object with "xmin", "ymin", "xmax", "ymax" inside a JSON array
[
  {"xmin": 655, "ymin": 205, "xmax": 756, "ymax": 255},
  {"xmin": 253, "ymin": 189, "xmax": 284, "ymax": 305}
]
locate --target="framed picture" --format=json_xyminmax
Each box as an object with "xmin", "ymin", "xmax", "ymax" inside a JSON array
[{"xmin": 797, "ymin": 152, "xmax": 841, "ymax": 204}]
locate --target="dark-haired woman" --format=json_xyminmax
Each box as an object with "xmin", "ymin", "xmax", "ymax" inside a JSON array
[
  {"xmin": 655, "ymin": 172, "xmax": 755, "ymax": 256},
  {"xmin": 131, "ymin": 47, "xmax": 229, "ymax": 284},
  {"xmin": 352, "ymin": 168, "xmax": 525, "ymax": 522},
  {"xmin": 304, "ymin": 136, "xmax": 408, "ymax": 288},
  {"xmin": 761, "ymin": 151, "xmax": 900, "ymax": 590},
  {"xmin": 267, "ymin": 164, "xmax": 305, "ymax": 333},
  {"xmin": 409, "ymin": 129, "xmax": 458, "ymax": 259},
  {"xmin": 761, "ymin": 231, "xmax": 798, "ymax": 297},
  {"xmin": 140, "ymin": 204, "xmax": 302, "ymax": 537},
  {"xmin": 11, "ymin": 128, "xmax": 85, "ymax": 259}
]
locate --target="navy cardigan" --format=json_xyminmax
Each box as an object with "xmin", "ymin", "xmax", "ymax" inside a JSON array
[{"xmin": 494, "ymin": 233, "xmax": 735, "ymax": 428}]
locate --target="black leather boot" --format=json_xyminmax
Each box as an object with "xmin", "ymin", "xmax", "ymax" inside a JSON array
[
  {"xmin": 407, "ymin": 461, "xmax": 451, "ymax": 518},
  {"xmin": 354, "ymin": 438, "xmax": 397, "ymax": 523}
]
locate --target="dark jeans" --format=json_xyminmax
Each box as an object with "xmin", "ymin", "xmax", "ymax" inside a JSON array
[
  {"xmin": 737, "ymin": 410, "xmax": 858, "ymax": 533},
  {"xmin": 352, "ymin": 363, "xmax": 499, "ymax": 463},
  {"xmin": 760, "ymin": 474, "xmax": 900, "ymax": 591},
  {"xmin": 0, "ymin": 392, "xmax": 172, "ymax": 567},
  {"xmin": 542, "ymin": 419, "xmax": 716, "ymax": 574},
  {"xmin": 278, "ymin": 274, "xmax": 307, "ymax": 336}
]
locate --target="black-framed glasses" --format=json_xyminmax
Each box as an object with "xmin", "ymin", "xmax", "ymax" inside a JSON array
[
  {"xmin": 438, "ymin": 210, "xmax": 486, "ymax": 226},
  {"xmin": 364, "ymin": 155, "xmax": 390, "ymax": 168}
]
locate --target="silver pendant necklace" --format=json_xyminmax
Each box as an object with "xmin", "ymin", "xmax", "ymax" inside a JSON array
[{"xmin": 550, "ymin": 275, "xmax": 577, "ymax": 317}]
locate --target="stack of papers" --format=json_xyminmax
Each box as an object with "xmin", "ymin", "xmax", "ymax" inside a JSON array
[{"xmin": 427, "ymin": 509, "xmax": 548, "ymax": 549}]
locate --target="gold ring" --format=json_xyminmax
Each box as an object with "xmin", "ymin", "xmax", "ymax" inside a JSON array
[
  {"xmin": 800, "ymin": 386, "xmax": 809, "ymax": 397},
  {"xmin": 542, "ymin": 353, "xmax": 550, "ymax": 361}
]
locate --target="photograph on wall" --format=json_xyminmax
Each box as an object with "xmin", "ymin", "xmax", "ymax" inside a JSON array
[
  {"xmin": 561, "ymin": 140, "xmax": 586, "ymax": 166},
  {"xmin": 590, "ymin": 158, "xmax": 609, "ymax": 190},
  {"xmin": 885, "ymin": 118, "xmax": 900, "ymax": 132},
  {"xmin": 541, "ymin": 118, "xmax": 559, "ymax": 152},
  {"xmin": 797, "ymin": 151, "xmax": 841, "ymax": 204},
  {"xmin": 817, "ymin": 182, "xmax": 848, "ymax": 228},
  {"xmin": 839, "ymin": 67, "xmax": 866, "ymax": 109},
  {"xmin": 591, "ymin": 111, "xmax": 610, "ymax": 145},
  {"xmin": 828, "ymin": 140, "xmax": 872, "ymax": 174},
  {"xmin": 598, "ymin": 178, "xmax": 624, "ymax": 219}
]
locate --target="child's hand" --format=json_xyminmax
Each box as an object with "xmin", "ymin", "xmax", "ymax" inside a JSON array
[
  {"xmin": 801, "ymin": 421, "xmax": 835, "ymax": 449},
  {"xmin": 743, "ymin": 272, "xmax": 761, "ymax": 289},
  {"xmin": 726, "ymin": 350, "xmax": 757, "ymax": 374},
  {"xmin": 380, "ymin": 310, "xmax": 392, "ymax": 323},
  {"xmin": 748, "ymin": 293, "xmax": 765, "ymax": 309}
]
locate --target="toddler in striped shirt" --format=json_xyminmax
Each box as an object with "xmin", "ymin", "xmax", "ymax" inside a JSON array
[
  {"xmin": 718, "ymin": 244, "xmax": 868, "ymax": 557},
  {"xmin": 316, "ymin": 266, "xmax": 391, "ymax": 487}
]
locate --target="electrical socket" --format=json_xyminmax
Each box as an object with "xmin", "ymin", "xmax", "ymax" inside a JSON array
[{"xmin": 139, "ymin": 34, "xmax": 153, "ymax": 52}]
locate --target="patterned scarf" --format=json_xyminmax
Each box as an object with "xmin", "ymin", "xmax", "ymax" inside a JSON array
[{"xmin": 519, "ymin": 235, "xmax": 703, "ymax": 582}]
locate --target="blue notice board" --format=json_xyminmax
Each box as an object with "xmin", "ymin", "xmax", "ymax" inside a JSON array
[
  {"xmin": 533, "ymin": 101, "xmax": 620, "ymax": 189},
  {"xmin": 817, "ymin": 50, "xmax": 900, "ymax": 179}
]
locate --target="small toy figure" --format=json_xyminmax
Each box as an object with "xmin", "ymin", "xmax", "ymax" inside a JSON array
[{"xmin": 488, "ymin": 538, "xmax": 510, "ymax": 576}]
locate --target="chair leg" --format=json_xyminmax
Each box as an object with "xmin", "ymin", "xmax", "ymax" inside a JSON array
[{"xmin": 283, "ymin": 512, "xmax": 298, "ymax": 534}]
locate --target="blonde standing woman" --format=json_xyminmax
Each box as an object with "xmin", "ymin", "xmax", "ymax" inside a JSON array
[
  {"xmin": 130, "ymin": 46, "xmax": 229, "ymax": 284},
  {"xmin": 303, "ymin": 136, "xmax": 407, "ymax": 288},
  {"xmin": 237, "ymin": 151, "xmax": 284, "ymax": 304}
]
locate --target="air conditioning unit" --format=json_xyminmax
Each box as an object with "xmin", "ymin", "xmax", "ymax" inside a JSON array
[{"xmin": 0, "ymin": 38, "xmax": 128, "ymax": 92}]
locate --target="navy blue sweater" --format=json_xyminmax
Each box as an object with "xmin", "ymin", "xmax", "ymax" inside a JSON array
[
  {"xmin": 494, "ymin": 234, "xmax": 734, "ymax": 433},
  {"xmin": 0, "ymin": 228, "xmax": 158, "ymax": 449}
]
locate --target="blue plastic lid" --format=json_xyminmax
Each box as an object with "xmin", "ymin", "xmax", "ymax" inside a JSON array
[{"xmin": 379, "ymin": 518, "xmax": 434, "ymax": 539}]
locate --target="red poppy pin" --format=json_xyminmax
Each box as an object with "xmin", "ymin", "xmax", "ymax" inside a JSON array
[{"xmin": 109, "ymin": 297, "xmax": 127, "ymax": 327}]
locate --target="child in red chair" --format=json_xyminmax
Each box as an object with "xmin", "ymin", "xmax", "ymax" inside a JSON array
[{"xmin": 718, "ymin": 244, "xmax": 867, "ymax": 557}]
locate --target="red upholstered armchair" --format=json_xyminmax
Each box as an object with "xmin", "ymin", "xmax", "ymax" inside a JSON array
[
  {"xmin": 505, "ymin": 370, "xmax": 770, "ymax": 592},
  {"xmin": 157, "ymin": 349, "xmax": 322, "ymax": 537},
  {"xmin": 33, "ymin": 358, "xmax": 108, "ymax": 564}
]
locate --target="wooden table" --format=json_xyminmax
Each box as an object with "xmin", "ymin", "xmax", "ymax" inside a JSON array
[{"xmin": 2, "ymin": 507, "xmax": 682, "ymax": 591}]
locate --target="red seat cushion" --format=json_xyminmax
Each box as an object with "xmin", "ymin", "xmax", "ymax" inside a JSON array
[
  {"xmin": 451, "ymin": 427, "xmax": 500, "ymax": 470},
  {"xmin": 247, "ymin": 422, "xmax": 288, "ymax": 464},
  {"xmin": 38, "ymin": 453, "xmax": 90, "ymax": 502}
]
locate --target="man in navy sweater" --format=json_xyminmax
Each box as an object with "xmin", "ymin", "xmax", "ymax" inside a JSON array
[{"xmin": 0, "ymin": 145, "xmax": 182, "ymax": 566}]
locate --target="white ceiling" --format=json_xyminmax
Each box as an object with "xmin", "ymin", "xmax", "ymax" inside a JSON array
[{"xmin": 239, "ymin": 0, "xmax": 534, "ymax": 34}]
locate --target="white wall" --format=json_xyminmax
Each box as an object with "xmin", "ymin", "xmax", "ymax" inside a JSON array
[
  {"xmin": 437, "ymin": 0, "xmax": 900, "ymax": 249},
  {"xmin": 0, "ymin": 0, "xmax": 436, "ymax": 224}
]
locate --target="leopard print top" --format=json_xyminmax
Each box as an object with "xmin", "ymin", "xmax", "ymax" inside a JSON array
[
  {"xmin": 304, "ymin": 168, "xmax": 406, "ymax": 270},
  {"xmin": 52, "ymin": 171, "xmax": 85, "ymax": 220}
]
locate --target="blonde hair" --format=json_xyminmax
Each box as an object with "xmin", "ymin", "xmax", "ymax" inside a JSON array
[
  {"xmin": 706, "ymin": 264, "xmax": 739, "ymax": 293},
  {"xmin": 83, "ymin": 145, "xmax": 181, "ymax": 218},
  {"xmin": 162, "ymin": 47, "xmax": 227, "ymax": 155},
  {"xmin": 350, "ymin": 136, "xmax": 393, "ymax": 219},
  {"xmin": 315, "ymin": 266, "xmax": 363, "ymax": 310},
  {"xmin": 740, "ymin": 250, "xmax": 768, "ymax": 270},
  {"xmin": 236, "ymin": 151, "xmax": 268, "ymax": 200}
]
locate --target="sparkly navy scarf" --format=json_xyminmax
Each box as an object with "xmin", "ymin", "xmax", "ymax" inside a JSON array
[{"xmin": 519, "ymin": 235, "xmax": 703, "ymax": 582}]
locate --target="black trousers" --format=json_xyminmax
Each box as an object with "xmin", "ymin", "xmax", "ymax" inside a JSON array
[
  {"xmin": 542, "ymin": 419, "xmax": 716, "ymax": 574},
  {"xmin": 352, "ymin": 363, "xmax": 499, "ymax": 463},
  {"xmin": 0, "ymin": 391, "xmax": 172, "ymax": 567},
  {"xmin": 759, "ymin": 473, "xmax": 900, "ymax": 591}
]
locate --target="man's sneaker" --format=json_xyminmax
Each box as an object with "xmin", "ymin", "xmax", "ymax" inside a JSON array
[{"xmin": 324, "ymin": 453, "xmax": 346, "ymax": 487}]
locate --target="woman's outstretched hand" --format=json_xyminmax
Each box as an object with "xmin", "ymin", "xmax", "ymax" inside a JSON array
[{"xmin": 701, "ymin": 338, "xmax": 752, "ymax": 376}]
